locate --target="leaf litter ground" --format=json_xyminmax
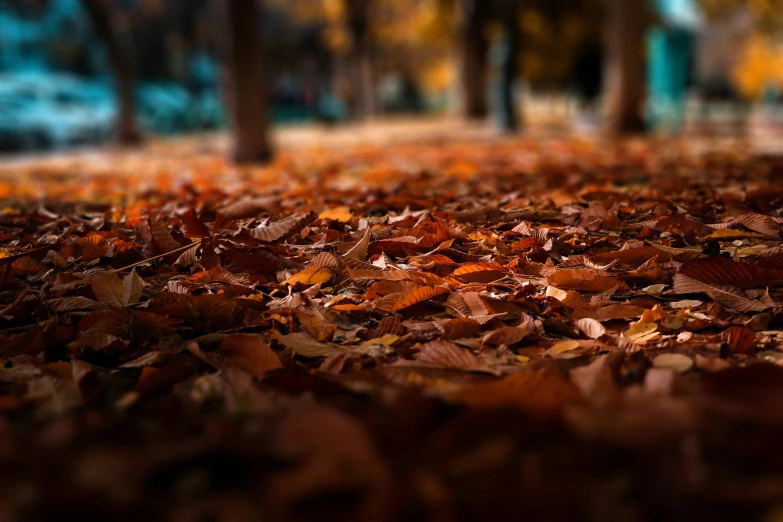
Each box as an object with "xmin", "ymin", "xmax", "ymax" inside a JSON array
[{"xmin": 3, "ymin": 136, "xmax": 783, "ymax": 520}]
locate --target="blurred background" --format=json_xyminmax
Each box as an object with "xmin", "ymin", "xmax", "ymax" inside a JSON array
[{"xmin": 0, "ymin": 0, "xmax": 781, "ymax": 157}]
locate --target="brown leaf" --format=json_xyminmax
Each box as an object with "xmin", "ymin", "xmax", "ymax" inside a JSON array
[
  {"xmin": 180, "ymin": 208, "xmax": 211, "ymax": 238},
  {"xmin": 189, "ymin": 334, "xmax": 282, "ymax": 377},
  {"xmin": 445, "ymin": 370, "xmax": 584, "ymax": 416},
  {"xmin": 344, "ymin": 227, "xmax": 371, "ymax": 261},
  {"xmin": 720, "ymin": 326, "xmax": 757, "ymax": 354},
  {"xmin": 440, "ymin": 317, "xmax": 481, "ymax": 340},
  {"xmin": 90, "ymin": 272, "xmax": 124, "ymax": 307},
  {"xmin": 250, "ymin": 214, "xmax": 310, "ymax": 242},
  {"xmin": 11, "ymin": 256, "xmax": 46, "ymax": 275},
  {"xmin": 735, "ymin": 213, "xmax": 780, "ymax": 236},
  {"xmin": 271, "ymin": 331, "xmax": 347, "ymax": 358},
  {"xmin": 319, "ymin": 352, "xmax": 351, "ymax": 374},
  {"xmin": 672, "ymin": 273, "xmax": 772, "ymax": 313},
  {"xmin": 348, "ymin": 268, "xmax": 445, "ymax": 286},
  {"xmin": 46, "ymin": 296, "xmax": 107, "ymax": 312},
  {"xmin": 570, "ymin": 355, "xmax": 618, "ymax": 403},
  {"xmin": 150, "ymin": 221, "xmax": 183, "ymax": 254},
  {"xmin": 452, "ymin": 262, "xmax": 508, "ymax": 283},
  {"xmin": 78, "ymin": 234, "xmax": 110, "ymax": 262},
  {"xmin": 548, "ymin": 269, "xmax": 628, "ymax": 292},
  {"xmin": 223, "ymin": 249, "xmax": 283, "ymax": 273},
  {"xmin": 413, "ymin": 340, "xmax": 493, "ymax": 373},
  {"xmin": 481, "ymin": 326, "xmax": 529, "ymax": 347},
  {"xmin": 679, "ymin": 257, "xmax": 783, "ymax": 288},
  {"xmin": 121, "ymin": 268, "xmax": 144, "ymax": 306},
  {"xmin": 187, "ymin": 266, "xmax": 244, "ymax": 285},
  {"xmin": 218, "ymin": 196, "xmax": 277, "ymax": 219},
  {"xmin": 591, "ymin": 246, "xmax": 668, "ymax": 267},
  {"xmin": 571, "ymin": 304, "xmax": 646, "ymax": 322},
  {"xmin": 373, "ymin": 285, "xmax": 449, "ymax": 312},
  {"xmin": 655, "ymin": 214, "xmax": 711, "ymax": 237}
]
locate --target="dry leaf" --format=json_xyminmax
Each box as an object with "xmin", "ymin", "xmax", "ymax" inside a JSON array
[
  {"xmin": 545, "ymin": 339, "xmax": 581, "ymax": 356},
  {"xmin": 652, "ymin": 353, "xmax": 693, "ymax": 373}
]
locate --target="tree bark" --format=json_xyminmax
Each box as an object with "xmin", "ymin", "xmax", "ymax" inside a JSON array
[
  {"xmin": 456, "ymin": 0, "xmax": 489, "ymax": 120},
  {"xmin": 605, "ymin": 0, "xmax": 646, "ymax": 135},
  {"xmin": 497, "ymin": 0, "xmax": 520, "ymax": 132},
  {"xmin": 81, "ymin": 0, "xmax": 142, "ymax": 145},
  {"xmin": 345, "ymin": 0, "xmax": 377, "ymax": 120},
  {"xmin": 222, "ymin": 0, "xmax": 273, "ymax": 164}
]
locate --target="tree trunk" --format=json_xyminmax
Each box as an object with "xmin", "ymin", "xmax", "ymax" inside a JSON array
[
  {"xmin": 605, "ymin": 0, "xmax": 646, "ymax": 135},
  {"xmin": 456, "ymin": 0, "xmax": 488, "ymax": 120},
  {"xmin": 81, "ymin": 0, "xmax": 141, "ymax": 145},
  {"xmin": 222, "ymin": 0, "xmax": 273, "ymax": 164},
  {"xmin": 497, "ymin": 0, "xmax": 520, "ymax": 132},
  {"xmin": 345, "ymin": 0, "xmax": 376, "ymax": 120}
]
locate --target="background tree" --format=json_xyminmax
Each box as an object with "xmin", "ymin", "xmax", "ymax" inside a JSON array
[
  {"xmin": 605, "ymin": 0, "xmax": 647, "ymax": 134},
  {"xmin": 344, "ymin": 0, "xmax": 377, "ymax": 119},
  {"xmin": 496, "ymin": 0, "xmax": 521, "ymax": 131},
  {"xmin": 455, "ymin": 0, "xmax": 489, "ymax": 119},
  {"xmin": 221, "ymin": 0, "xmax": 273, "ymax": 163},
  {"xmin": 80, "ymin": 0, "xmax": 142, "ymax": 145}
]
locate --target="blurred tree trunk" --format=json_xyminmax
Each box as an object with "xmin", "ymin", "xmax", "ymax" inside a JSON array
[
  {"xmin": 81, "ymin": 0, "xmax": 141, "ymax": 145},
  {"xmin": 222, "ymin": 0, "xmax": 273, "ymax": 163},
  {"xmin": 456, "ymin": 0, "xmax": 489, "ymax": 119},
  {"xmin": 605, "ymin": 0, "xmax": 646, "ymax": 134},
  {"xmin": 345, "ymin": 0, "xmax": 377, "ymax": 120},
  {"xmin": 497, "ymin": 0, "xmax": 520, "ymax": 132}
]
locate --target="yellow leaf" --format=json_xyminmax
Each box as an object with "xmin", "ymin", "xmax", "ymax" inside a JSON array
[
  {"xmin": 545, "ymin": 340, "xmax": 581, "ymax": 356},
  {"xmin": 632, "ymin": 331, "xmax": 661, "ymax": 344},
  {"xmin": 318, "ymin": 207, "xmax": 353, "ymax": 223},
  {"xmin": 705, "ymin": 228, "xmax": 764, "ymax": 240},
  {"xmin": 359, "ymin": 334, "xmax": 400, "ymax": 350},
  {"xmin": 623, "ymin": 322, "xmax": 657, "ymax": 340},
  {"xmin": 285, "ymin": 266, "xmax": 335, "ymax": 286}
]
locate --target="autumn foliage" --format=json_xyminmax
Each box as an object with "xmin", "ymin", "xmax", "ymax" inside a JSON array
[{"xmin": 3, "ymin": 137, "xmax": 783, "ymax": 520}]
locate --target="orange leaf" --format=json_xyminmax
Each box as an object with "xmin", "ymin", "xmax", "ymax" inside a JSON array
[
  {"xmin": 374, "ymin": 285, "xmax": 449, "ymax": 312},
  {"xmin": 452, "ymin": 262, "xmax": 507, "ymax": 284},
  {"xmin": 445, "ymin": 370, "xmax": 584, "ymax": 416},
  {"xmin": 548, "ymin": 269, "xmax": 628, "ymax": 292},
  {"xmin": 286, "ymin": 266, "xmax": 335, "ymax": 286}
]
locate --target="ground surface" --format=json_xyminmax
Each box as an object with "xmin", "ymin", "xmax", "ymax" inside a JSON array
[{"xmin": 3, "ymin": 126, "xmax": 783, "ymax": 521}]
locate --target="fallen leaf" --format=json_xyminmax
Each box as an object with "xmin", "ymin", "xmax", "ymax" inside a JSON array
[
  {"xmin": 652, "ymin": 353, "xmax": 693, "ymax": 373},
  {"xmin": 286, "ymin": 266, "xmax": 335, "ymax": 286},
  {"xmin": 545, "ymin": 340, "xmax": 581, "ymax": 356},
  {"xmin": 318, "ymin": 206, "xmax": 353, "ymax": 222},
  {"xmin": 623, "ymin": 322, "xmax": 657, "ymax": 340},
  {"xmin": 575, "ymin": 318, "xmax": 606, "ymax": 339}
]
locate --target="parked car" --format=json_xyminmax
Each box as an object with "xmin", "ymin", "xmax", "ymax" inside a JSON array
[{"xmin": 0, "ymin": 73, "xmax": 116, "ymax": 152}]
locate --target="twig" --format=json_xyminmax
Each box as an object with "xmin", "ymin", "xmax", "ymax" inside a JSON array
[{"xmin": 111, "ymin": 242, "xmax": 198, "ymax": 274}]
